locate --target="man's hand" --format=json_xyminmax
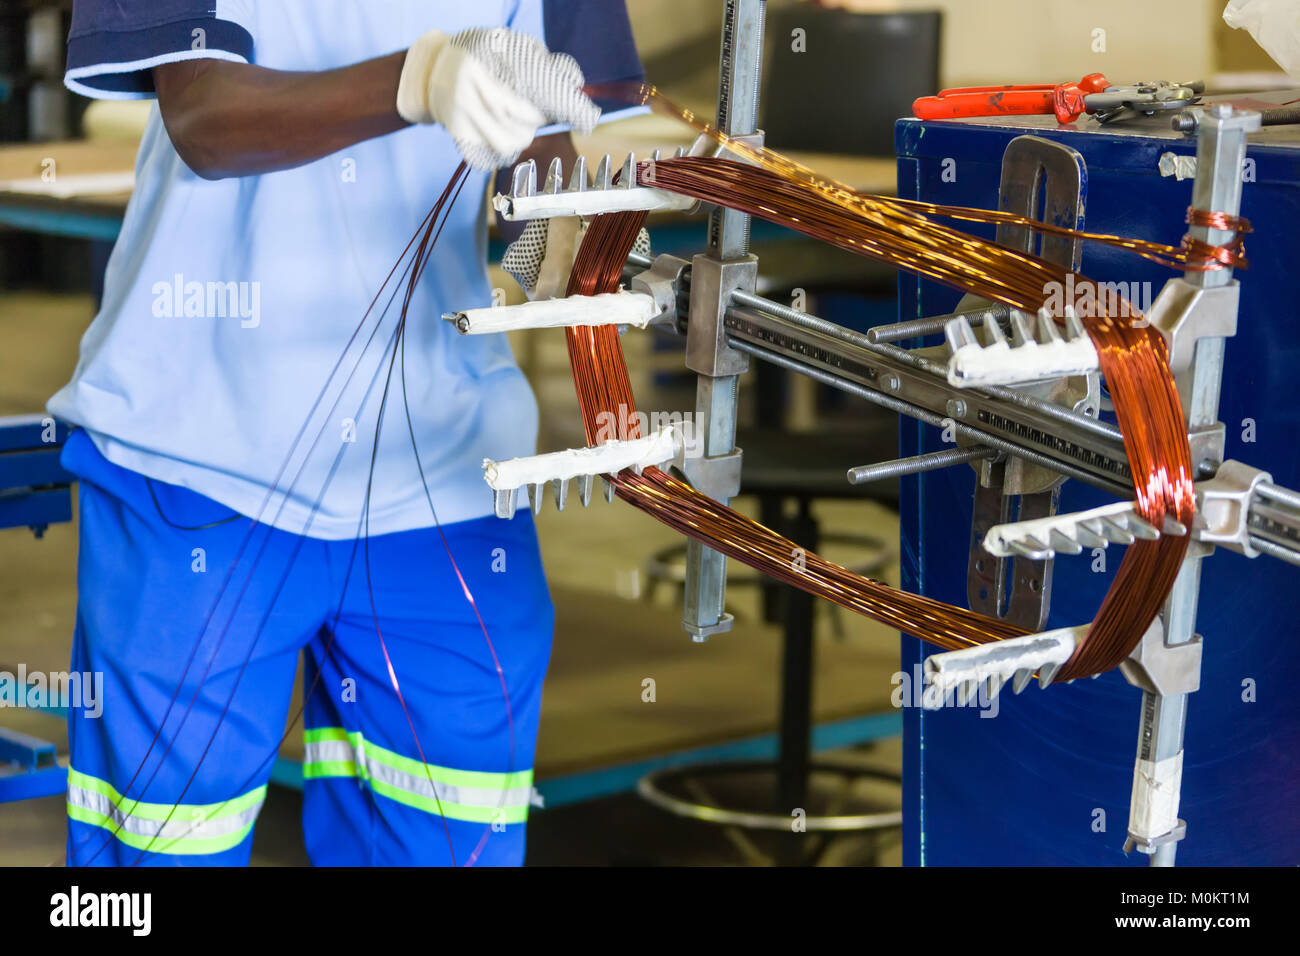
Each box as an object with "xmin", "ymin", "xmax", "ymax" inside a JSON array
[
  {"xmin": 152, "ymin": 27, "xmax": 599, "ymax": 182},
  {"xmin": 398, "ymin": 27, "xmax": 600, "ymax": 171}
]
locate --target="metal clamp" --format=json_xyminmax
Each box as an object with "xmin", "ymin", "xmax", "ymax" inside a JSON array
[
  {"xmin": 686, "ymin": 254, "xmax": 756, "ymax": 378},
  {"xmin": 629, "ymin": 253, "xmax": 691, "ymax": 332},
  {"xmin": 1125, "ymin": 819, "xmax": 1188, "ymax": 856},
  {"xmin": 1119, "ymin": 616, "xmax": 1201, "ymax": 697},
  {"xmin": 679, "ymin": 255, "xmax": 755, "ymax": 640},
  {"xmin": 1195, "ymin": 459, "xmax": 1273, "ymax": 558},
  {"xmin": 1144, "ymin": 278, "xmax": 1240, "ymax": 377},
  {"xmin": 688, "ymin": 129, "xmax": 766, "ymax": 165}
]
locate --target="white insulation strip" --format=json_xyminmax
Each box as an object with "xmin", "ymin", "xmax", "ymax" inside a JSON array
[
  {"xmin": 483, "ymin": 426, "xmax": 680, "ymax": 491},
  {"xmin": 450, "ymin": 291, "xmax": 657, "ymax": 335},
  {"xmin": 1128, "ymin": 750, "xmax": 1184, "ymax": 841},
  {"xmin": 947, "ymin": 336, "xmax": 1099, "ymax": 387},
  {"xmin": 492, "ymin": 188, "xmax": 695, "ymax": 220}
]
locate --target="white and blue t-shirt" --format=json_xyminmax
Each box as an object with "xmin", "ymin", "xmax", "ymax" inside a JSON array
[{"xmin": 51, "ymin": 1, "xmax": 643, "ymax": 539}]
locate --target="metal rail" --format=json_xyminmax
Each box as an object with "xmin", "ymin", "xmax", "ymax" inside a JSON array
[{"xmin": 626, "ymin": 251, "xmax": 1300, "ymax": 564}]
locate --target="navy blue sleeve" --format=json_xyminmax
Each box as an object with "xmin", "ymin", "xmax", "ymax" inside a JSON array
[
  {"xmin": 65, "ymin": 1, "xmax": 255, "ymax": 99},
  {"xmin": 543, "ymin": 0, "xmax": 644, "ymax": 116}
]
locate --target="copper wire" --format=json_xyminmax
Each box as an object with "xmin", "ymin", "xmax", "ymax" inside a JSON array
[
  {"xmin": 559, "ymin": 86, "xmax": 1228, "ymax": 676},
  {"xmin": 620, "ymin": 82, "xmax": 1250, "ymax": 274},
  {"xmin": 566, "ymin": 212, "xmax": 1028, "ymax": 653}
]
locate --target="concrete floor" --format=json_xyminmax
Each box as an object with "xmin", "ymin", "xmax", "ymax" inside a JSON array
[{"xmin": 0, "ymin": 285, "xmax": 905, "ymax": 866}]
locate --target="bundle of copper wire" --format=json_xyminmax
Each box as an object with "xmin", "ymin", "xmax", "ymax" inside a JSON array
[
  {"xmin": 565, "ymin": 211, "xmax": 1028, "ymax": 652},
  {"xmin": 640, "ymin": 156, "xmax": 1198, "ymax": 679},
  {"xmin": 626, "ymin": 81, "xmax": 1248, "ymax": 275},
  {"xmin": 558, "ymin": 86, "xmax": 1239, "ymax": 677}
]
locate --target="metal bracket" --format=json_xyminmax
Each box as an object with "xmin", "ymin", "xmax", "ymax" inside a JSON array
[
  {"xmin": 1195, "ymin": 459, "xmax": 1273, "ymax": 557},
  {"xmin": 686, "ymin": 254, "xmax": 756, "ymax": 377},
  {"xmin": 629, "ymin": 253, "xmax": 691, "ymax": 333},
  {"xmin": 679, "ymin": 447, "xmax": 745, "ymax": 506},
  {"xmin": 688, "ymin": 130, "xmax": 766, "ymax": 164},
  {"xmin": 962, "ymin": 135, "xmax": 1089, "ymax": 632},
  {"xmin": 1144, "ymin": 278, "xmax": 1240, "ymax": 377},
  {"xmin": 1187, "ymin": 423, "xmax": 1227, "ymax": 479},
  {"xmin": 678, "ymin": 253, "xmax": 754, "ymax": 521},
  {"xmin": 968, "ymin": 474, "xmax": 1057, "ymax": 631},
  {"xmin": 1119, "ymin": 617, "xmax": 1201, "ymax": 696},
  {"xmin": 678, "ymin": 253, "xmax": 756, "ymax": 637},
  {"xmin": 995, "ymin": 135, "xmax": 1087, "ymax": 269},
  {"xmin": 1125, "ymin": 820, "xmax": 1187, "ymax": 856}
]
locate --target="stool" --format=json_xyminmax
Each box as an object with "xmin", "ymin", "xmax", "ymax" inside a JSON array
[
  {"xmin": 639, "ymin": 422, "xmax": 905, "ymax": 865},
  {"xmin": 638, "ymin": 760, "xmax": 902, "ymax": 867}
]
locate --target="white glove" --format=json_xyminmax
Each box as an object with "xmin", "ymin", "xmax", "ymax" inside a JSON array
[
  {"xmin": 397, "ymin": 27, "xmax": 601, "ymax": 171},
  {"xmin": 503, "ymin": 216, "xmax": 651, "ymax": 301}
]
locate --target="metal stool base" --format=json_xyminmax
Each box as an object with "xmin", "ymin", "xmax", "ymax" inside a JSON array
[{"xmin": 638, "ymin": 760, "xmax": 902, "ymax": 833}]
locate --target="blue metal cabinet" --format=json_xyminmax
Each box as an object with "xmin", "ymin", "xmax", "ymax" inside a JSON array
[{"xmin": 895, "ymin": 111, "xmax": 1300, "ymax": 865}]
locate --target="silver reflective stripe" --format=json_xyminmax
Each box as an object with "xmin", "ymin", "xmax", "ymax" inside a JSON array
[
  {"xmin": 305, "ymin": 739, "xmax": 532, "ymax": 809},
  {"xmin": 67, "ymin": 781, "xmax": 263, "ymax": 842}
]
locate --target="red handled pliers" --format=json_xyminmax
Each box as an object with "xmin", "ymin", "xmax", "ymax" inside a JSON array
[
  {"xmin": 913, "ymin": 74, "xmax": 1112, "ymax": 124},
  {"xmin": 913, "ymin": 75, "xmax": 1203, "ymax": 125}
]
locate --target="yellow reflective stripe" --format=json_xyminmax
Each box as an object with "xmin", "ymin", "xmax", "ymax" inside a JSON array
[
  {"xmin": 67, "ymin": 803, "xmax": 256, "ymax": 856},
  {"xmin": 67, "ymin": 768, "xmax": 265, "ymax": 822},
  {"xmin": 302, "ymin": 727, "xmax": 532, "ymax": 824},
  {"xmin": 303, "ymin": 727, "xmax": 532, "ymax": 790},
  {"xmin": 66, "ymin": 768, "xmax": 264, "ymax": 855},
  {"xmin": 302, "ymin": 760, "xmax": 358, "ymax": 778}
]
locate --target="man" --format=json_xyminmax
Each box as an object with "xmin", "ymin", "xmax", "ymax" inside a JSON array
[{"xmin": 53, "ymin": 1, "xmax": 644, "ymax": 866}]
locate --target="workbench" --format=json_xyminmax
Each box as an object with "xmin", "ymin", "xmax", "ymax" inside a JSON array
[{"xmin": 0, "ymin": 112, "xmax": 897, "ymax": 247}]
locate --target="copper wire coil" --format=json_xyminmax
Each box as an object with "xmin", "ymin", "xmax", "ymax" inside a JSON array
[
  {"xmin": 1186, "ymin": 206, "xmax": 1252, "ymax": 233},
  {"xmin": 619, "ymin": 82, "xmax": 1248, "ymax": 274},
  {"xmin": 565, "ymin": 211, "xmax": 1028, "ymax": 655},
  {"xmin": 559, "ymin": 87, "xmax": 1210, "ymax": 678}
]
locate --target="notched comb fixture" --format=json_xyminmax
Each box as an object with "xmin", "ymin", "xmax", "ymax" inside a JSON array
[
  {"xmin": 491, "ymin": 150, "xmax": 695, "ymax": 221},
  {"xmin": 983, "ymin": 500, "xmax": 1187, "ymax": 561},
  {"xmin": 482, "ymin": 425, "xmax": 683, "ymax": 519},
  {"xmin": 923, "ymin": 615, "xmax": 1165, "ymax": 710},
  {"xmin": 923, "ymin": 625, "xmax": 1085, "ymax": 708},
  {"xmin": 945, "ymin": 305, "xmax": 1099, "ymax": 387}
]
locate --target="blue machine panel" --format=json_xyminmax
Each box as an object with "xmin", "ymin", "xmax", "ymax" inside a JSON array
[{"xmin": 896, "ymin": 111, "xmax": 1300, "ymax": 865}]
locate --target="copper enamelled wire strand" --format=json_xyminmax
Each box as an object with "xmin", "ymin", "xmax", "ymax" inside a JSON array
[
  {"xmin": 565, "ymin": 211, "xmax": 1029, "ymax": 654},
  {"xmin": 633, "ymin": 155, "xmax": 1197, "ymax": 680},
  {"xmin": 552, "ymin": 89, "xmax": 1243, "ymax": 675}
]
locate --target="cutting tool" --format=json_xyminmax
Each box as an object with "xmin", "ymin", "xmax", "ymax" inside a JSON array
[{"xmin": 913, "ymin": 74, "xmax": 1204, "ymax": 124}]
